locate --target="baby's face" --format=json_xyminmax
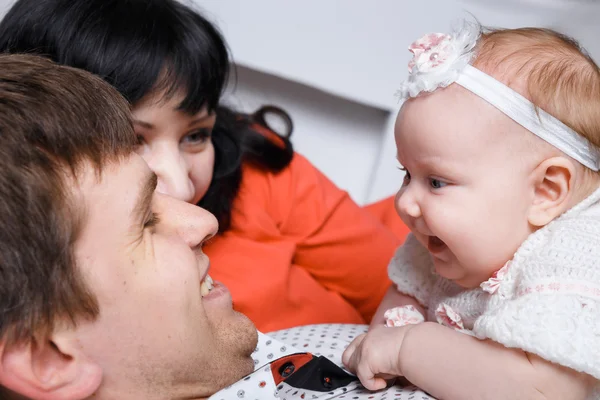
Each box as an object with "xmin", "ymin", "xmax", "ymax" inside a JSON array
[{"xmin": 394, "ymin": 85, "xmax": 537, "ymax": 288}]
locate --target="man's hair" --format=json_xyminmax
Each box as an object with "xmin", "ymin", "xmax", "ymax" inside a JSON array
[
  {"xmin": 0, "ymin": 54, "xmax": 137, "ymax": 345},
  {"xmin": 473, "ymin": 27, "xmax": 600, "ymax": 154}
]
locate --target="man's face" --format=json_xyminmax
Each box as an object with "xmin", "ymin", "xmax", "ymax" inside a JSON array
[{"xmin": 72, "ymin": 154, "xmax": 257, "ymax": 399}]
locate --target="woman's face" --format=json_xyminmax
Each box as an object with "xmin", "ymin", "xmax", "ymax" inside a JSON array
[{"xmin": 132, "ymin": 91, "xmax": 216, "ymax": 204}]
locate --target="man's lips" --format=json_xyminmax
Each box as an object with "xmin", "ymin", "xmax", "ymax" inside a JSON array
[
  {"xmin": 200, "ymin": 274, "xmax": 214, "ymax": 297},
  {"xmin": 201, "ymin": 280, "xmax": 228, "ymax": 301}
]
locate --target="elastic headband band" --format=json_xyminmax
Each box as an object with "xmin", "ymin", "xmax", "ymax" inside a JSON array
[{"xmin": 456, "ymin": 65, "xmax": 600, "ymax": 170}]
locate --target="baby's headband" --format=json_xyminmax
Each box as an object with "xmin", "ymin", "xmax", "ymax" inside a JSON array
[{"xmin": 397, "ymin": 22, "xmax": 600, "ymax": 171}]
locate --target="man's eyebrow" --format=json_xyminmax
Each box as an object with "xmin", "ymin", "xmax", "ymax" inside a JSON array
[{"xmin": 133, "ymin": 171, "xmax": 158, "ymax": 224}]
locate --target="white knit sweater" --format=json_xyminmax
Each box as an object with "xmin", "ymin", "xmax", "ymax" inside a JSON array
[{"xmin": 389, "ymin": 187, "xmax": 600, "ymax": 397}]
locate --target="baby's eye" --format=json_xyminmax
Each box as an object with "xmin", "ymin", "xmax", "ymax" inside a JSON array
[
  {"xmin": 398, "ymin": 167, "xmax": 411, "ymax": 186},
  {"xmin": 429, "ymin": 178, "xmax": 447, "ymax": 189}
]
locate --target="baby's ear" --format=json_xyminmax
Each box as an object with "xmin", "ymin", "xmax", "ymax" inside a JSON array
[{"xmin": 527, "ymin": 157, "xmax": 575, "ymax": 227}]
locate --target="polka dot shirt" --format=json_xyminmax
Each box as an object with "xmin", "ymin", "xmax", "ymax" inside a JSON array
[{"xmin": 210, "ymin": 323, "xmax": 435, "ymax": 400}]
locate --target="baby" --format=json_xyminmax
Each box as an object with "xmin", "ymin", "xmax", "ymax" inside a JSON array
[{"xmin": 343, "ymin": 23, "xmax": 600, "ymax": 400}]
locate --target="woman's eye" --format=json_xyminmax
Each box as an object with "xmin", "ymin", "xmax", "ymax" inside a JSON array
[
  {"xmin": 182, "ymin": 129, "xmax": 211, "ymax": 144},
  {"xmin": 429, "ymin": 178, "xmax": 447, "ymax": 189},
  {"xmin": 136, "ymin": 134, "xmax": 146, "ymax": 145}
]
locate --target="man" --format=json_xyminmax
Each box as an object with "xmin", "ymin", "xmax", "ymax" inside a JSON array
[
  {"xmin": 0, "ymin": 53, "xmax": 256, "ymax": 400},
  {"xmin": 0, "ymin": 54, "xmax": 433, "ymax": 399}
]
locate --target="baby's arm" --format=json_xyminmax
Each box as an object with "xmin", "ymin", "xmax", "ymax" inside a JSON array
[
  {"xmin": 369, "ymin": 286, "xmax": 425, "ymax": 329},
  {"xmin": 399, "ymin": 322, "xmax": 594, "ymax": 400}
]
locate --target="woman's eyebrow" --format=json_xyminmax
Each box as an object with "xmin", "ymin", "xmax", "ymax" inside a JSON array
[
  {"xmin": 133, "ymin": 119, "xmax": 154, "ymax": 130},
  {"xmin": 187, "ymin": 113, "xmax": 213, "ymax": 127}
]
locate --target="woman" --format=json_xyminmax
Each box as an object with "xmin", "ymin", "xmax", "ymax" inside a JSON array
[{"xmin": 0, "ymin": 0, "xmax": 409, "ymax": 332}]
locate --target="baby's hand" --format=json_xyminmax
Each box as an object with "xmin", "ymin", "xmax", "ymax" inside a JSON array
[{"xmin": 342, "ymin": 325, "xmax": 414, "ymax": 391}]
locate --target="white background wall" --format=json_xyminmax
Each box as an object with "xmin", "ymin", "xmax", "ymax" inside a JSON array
[
  {"xmin": 0, "ymin": 0, "xmax": 9, "ymax": 14},
  {"xmin": 0, "ymin": 0, "xmax": 598, "ymax": 203}
]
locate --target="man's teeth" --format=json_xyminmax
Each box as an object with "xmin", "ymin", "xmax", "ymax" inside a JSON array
[{"xmin": 200, "ymin": 275, "xmax": 214, "ymax": 297}]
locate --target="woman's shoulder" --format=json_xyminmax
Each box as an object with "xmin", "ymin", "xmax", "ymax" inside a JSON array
[
  {"xmin": 241, "ymin": 152, "xmax": 319, "ymax": 182},
  {"xmin": 234, "ymin": 152, "xmax": 371, "ymax": 237},
  {"xmin": 229, "ymin": 153, "xmax": 328, "ymax": 229},
  {"xmin": 239, "ymin": 152, "xmax": 340, "ymax": 204}
]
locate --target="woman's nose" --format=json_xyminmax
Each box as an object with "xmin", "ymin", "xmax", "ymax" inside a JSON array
[{"xmin": 146, "ymin": 146, "xmax": 196, "ymax": 203}]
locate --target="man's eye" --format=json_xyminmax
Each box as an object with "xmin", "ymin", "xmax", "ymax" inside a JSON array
[
  {"xmin": 429, "ymin": 178, "xmax": 447, "ymax": 189},
  {"xmin": 144, "ymin": 212, "xmax": 160, "ymax": 228}
]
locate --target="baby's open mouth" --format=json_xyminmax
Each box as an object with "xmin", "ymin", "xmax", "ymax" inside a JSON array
[
  {"xmin": 427, "ymin": 236, "xmax": 447, "ymax": 253},
  {"xmin": 200, "ymin": 274, "xmax": 214, "ymax": 297}
]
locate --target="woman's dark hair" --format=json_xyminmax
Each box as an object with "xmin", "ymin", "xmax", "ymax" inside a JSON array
[{"xmin": 0, "ymin": 0, "xmax": 294, "ymax": 232}]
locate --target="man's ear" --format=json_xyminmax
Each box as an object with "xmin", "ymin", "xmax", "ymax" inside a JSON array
[
  {"xmin": 0, "ymin": 330, "xmax": 102, "ymax": 400},
  {"xmin": 528, "ymin": 157, "xmax": 575, "ymax": 227}
]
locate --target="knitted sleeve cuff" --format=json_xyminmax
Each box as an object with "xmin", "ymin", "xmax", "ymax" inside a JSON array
[{"xmin": 474, "ymin": 292, "xmax": 600, "ymax": 380}]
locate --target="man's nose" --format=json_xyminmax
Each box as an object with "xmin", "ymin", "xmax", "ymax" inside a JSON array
[
  {"xmin": 158, "ymin": 193, "xmax": 218, "ymax": 249},
  {"xmin": 147, "ymin": 146, "xmax": 196, "ymax": 203}
]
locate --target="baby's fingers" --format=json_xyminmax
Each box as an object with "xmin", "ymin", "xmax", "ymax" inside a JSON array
[
  {"xmin": 355, "ymin": 362, "xmax": 387, "ymax": 391},
  {"xmin": 342, "ymin": 333, "xmax": 366, "ymax": 370}
]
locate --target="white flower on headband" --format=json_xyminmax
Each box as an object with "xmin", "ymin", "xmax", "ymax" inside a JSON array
[
  {"xmin": 397, "ymin": 22, "xmax": 481, "ymax": 100},
  {"xmin": 407, "ymin": 33, "xmax": 454, "ymax": 73}
]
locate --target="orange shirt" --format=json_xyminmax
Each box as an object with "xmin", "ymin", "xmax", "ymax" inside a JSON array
[
  {"xmin": 363, "ymin": 194, "xmax": 409, "ymax": 240},
  {"xmin": 204, "ymin": 153, "xmax": 410, "ymax": 332}
]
